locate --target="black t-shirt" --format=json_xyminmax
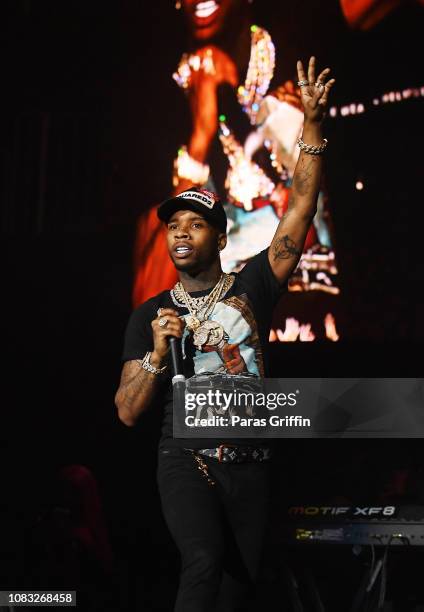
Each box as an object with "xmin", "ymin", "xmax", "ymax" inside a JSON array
[{"xmin": 122, "ymin": 248, "xmax": 286, "ymax": 448}]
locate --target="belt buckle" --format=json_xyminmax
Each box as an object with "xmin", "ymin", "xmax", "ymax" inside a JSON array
[{"xmin": 218, "ymin": 444, "xmax": 236, "ymax": 463}]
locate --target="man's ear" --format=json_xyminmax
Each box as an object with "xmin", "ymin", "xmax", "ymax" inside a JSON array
[{"xmin": 218, "ymin": 233, "xmax": 227, "ymax": 252}]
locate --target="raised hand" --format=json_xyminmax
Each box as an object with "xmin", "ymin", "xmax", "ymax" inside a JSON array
[
  {"xmin": 184, "ymin": 46, "xmax": 238, "ymax": 173},
  {"xmin": 188, "ymin": 47, "xmax": 237, "ymax": 141},
  {"xmin": 297, "ymin": 56, "xmax": 335, "ymax": 124}
]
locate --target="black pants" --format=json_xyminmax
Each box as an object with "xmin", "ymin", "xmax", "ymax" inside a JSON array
[{"xmin": 157, "ymin": 447, "xmax": 271, "ymax": 612}]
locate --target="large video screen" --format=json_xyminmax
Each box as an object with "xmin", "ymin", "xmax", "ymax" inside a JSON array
[{"xmin": 129, "ymin": 0, "xmax": 423, "ymax": 343}]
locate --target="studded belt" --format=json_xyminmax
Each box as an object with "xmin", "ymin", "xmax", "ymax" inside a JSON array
[{"xmin": 185, "ymin": 444, "xmax": 271, "ymax": 464}]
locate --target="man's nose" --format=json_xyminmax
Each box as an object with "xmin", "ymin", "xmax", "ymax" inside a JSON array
[{"xmin": 175, "ymin": 225, "xmax": 190, "ymax": 238}]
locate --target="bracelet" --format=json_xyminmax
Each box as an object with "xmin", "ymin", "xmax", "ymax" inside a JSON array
[
  {"xmin": 173, "ymin": 146, "xmax": 210, "ymax": 187},
  {"xmin": 297, "ymin": 137, "xmax": 328, "ymax": 155},
  {"xmin": 140, "ymin": 352, "xmax": 167, "ymax": 375}
]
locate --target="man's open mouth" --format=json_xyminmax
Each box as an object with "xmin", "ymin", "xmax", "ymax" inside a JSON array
[
  {"xmin": 193, "ymin": 1, "xmax": 220, "ymax": 23},
  {"xmin": 174, "ymin": 245, "xmax": 194, "ymax": 258}
]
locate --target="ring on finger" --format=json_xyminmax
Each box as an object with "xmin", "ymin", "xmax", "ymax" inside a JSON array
[
  {"xmin": 158, "ymin": 317, "xmax": 169, "ymax": 327},
  {"xmin": 297, "ymin": 79, "xmax": 309, "ymax": 87},
  {"xmin": 315, "ymin": 81, "xmax": 325, "ymax": 88}
]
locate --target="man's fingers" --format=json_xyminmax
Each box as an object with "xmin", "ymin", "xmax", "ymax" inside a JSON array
[
  {"xmin": 159, "ymin": 324, "xmax": 184, "ymax": 338},
  {"xmin": 225, "ymin": 358, "xmax": 240, "ymax": 368},
  {"xmin": 153, "ymin": 319, "xmax": 182, "ymax": 331},
  {"xmin": 164, "ymin": 329, "xmax": 184, "ymax": 339},
  {"xmin": 152, "ymin": 315, "xmax": 185, "ymax": 331},
  {"xmin": 312, "ymin": 85, "xmax": 325, "ymax": 106},
  {"xmin": 296, "ymin": 60, "xmax": 307, "ymax": 83},
  {"xmin": 298, "ymin": 57, "xmax": 332, "ymax": 91},
  {"xmin": 307, "ymin": 56, "xmax": 316, "ymax": 85},
  {"xmin": 318, "ymin": 78, "xmax": 336, "ymax": 105},
  {"xmin": 156, "ymin": 308, "xmax": 179, "ymax": 317},
  {"xmin": 315, "ymin": 67, "xmax": 331, "ymax": 85},
  {"xmin": 227, "ymin": 343, "xmax": 240, "ymax": 353}
]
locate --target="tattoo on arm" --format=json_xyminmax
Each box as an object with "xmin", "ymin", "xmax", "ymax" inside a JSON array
[
  {"xmin": 270, "ymin": 152, "xmax": 321, "ymax": 278},
  {"xmin": 120, "ymin": 360, "xmax": 145, "ymax": 389},
  {"xmin": 117, "ymin": 360, "xmax": 158, "ymax": 415},
  {"xmin": 293, "ymin": 155, "xmax": 316, "ymax": 196},
  {"xmin": 273, "ymin": 234, "xmax": 301, "ymax": 261}
]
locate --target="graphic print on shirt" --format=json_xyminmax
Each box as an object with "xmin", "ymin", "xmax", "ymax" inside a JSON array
[{"xmin": 181, "ymin": 294, "xmax": 264, "ymax": 377}]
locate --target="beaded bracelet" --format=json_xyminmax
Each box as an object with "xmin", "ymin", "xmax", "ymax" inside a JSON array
[{"xmin": 297, "ymin": 137, "xmax": 328, "ymax": 155}]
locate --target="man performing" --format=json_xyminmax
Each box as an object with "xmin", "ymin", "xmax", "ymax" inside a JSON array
[{"xmin": 115, "ymin": 57, "xmax": 335, "ymax": 611}]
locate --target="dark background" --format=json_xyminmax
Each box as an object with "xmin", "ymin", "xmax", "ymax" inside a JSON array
[{"xmin": 1, "ymin": 1, "xmax": 424, "ymax": 609}]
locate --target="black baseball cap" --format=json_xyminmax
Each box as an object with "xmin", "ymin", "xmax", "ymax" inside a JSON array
[{"xmin": 158, "ymin": 187, "xmax": 227, "ymax": 233}]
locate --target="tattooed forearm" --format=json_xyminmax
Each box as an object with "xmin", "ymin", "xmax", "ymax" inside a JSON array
[
  {"xmin": 115, "ymin": 360, "xmax": 160, "ymax": 424},
  {"xmin": 273, "ymin": 234, "xmax": 301, "ymax": 261},
  {"xmin": 293, "ymin": 154, "xmax": 317, "ymax": 197},
  {"xmin": 119, "ymin": 368, "xmax": 149, "ymax": 410}
]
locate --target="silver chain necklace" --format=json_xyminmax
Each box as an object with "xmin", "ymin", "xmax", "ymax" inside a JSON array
[{"xmin": 170, "ymin": 274, "xmax": 235, "ymax": 350}]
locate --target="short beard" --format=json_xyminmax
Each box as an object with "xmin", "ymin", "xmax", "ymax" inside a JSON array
[
  {"xmin": 170, "ymin": 251, "xmax": 218, "ymax": 274},
  {"xmin": 173, "ymin": 259, "xmax": 197, "ymax": 273}
]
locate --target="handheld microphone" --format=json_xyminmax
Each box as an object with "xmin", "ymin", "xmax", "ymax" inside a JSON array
[
  {"xmin": 169, "ymin": 337, "xmax": 186, "ymax": 420},
  {"xmin": 169, "ymin": 336, "xmax": 185, "ymax": 385}
]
